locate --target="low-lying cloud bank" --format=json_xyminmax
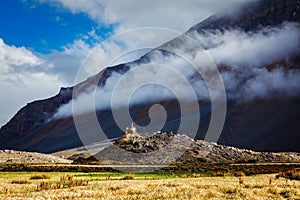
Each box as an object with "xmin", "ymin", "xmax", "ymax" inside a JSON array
[
  {"xmin": 54, "ymin": 22, "xmax": 300, "ymax": 118},
  {"xmin": 194, "ymin": 22, "xmax": 300, "ymax": 68},
  {"xmin": 193, "ymin": 22, "xmax": 300, "ymax": 99}
]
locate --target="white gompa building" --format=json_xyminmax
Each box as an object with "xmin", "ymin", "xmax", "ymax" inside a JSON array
[{"xmin": 124, "ymin": 123, "xmax": 139, "ymax": 138}]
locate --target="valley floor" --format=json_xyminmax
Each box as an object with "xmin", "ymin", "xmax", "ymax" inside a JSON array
[{"xmin": 0, "ymin": 171, "xmax": 299, "ymax": 199}]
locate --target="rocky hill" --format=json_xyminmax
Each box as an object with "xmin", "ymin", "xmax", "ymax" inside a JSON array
[
  {"xmin": 72, "ymin": 132, "xmax": 300, "ymax": 165},
  {"xmin": 0, "ymin": 0, "xmax": 300, "ymax": 153}
]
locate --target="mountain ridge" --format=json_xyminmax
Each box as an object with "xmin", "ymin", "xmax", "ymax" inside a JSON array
[{"xmin": 1, "ymin": 0, "xmax": 300, "ymax": 153}]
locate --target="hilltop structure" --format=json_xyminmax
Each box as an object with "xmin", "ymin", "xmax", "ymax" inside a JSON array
[{"xmin": 124, "ymin": 123, "xmax": 139, "ymax": 138}]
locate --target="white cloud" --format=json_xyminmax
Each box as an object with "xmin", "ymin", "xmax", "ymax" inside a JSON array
[
  {"xmin": 48, "ymin": 0, "xmax": 255, "ymax": 32},
  {"xmin": 244, "ymin": 68, "xmax": 300, "ymax": 99},
  {"xmin": 57, "ymin": 0, "xmax": 103, "ymax": 23},
  {"xmin": 0, "ymin": 39, "xmax": 66, "ymax": 126},
  {"xmin": 194, "ymin": 22, "xmax": 300, "ymax": 68},
  {"xmin": 43, "ymin": 39, "xmax": 92, "ymax": 83},
  {"xmin": 0, "ymin": 39, "xmax": 43, "ymax": 71}
]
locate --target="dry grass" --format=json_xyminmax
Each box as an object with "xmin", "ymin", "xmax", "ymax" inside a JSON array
[
  {"xmin": 0, "ymin": 172, "xmax": 299, "ymax": 199},
  {"xmin": 36, "ymin": 175, "xmax": 89, "ymax": 191}
]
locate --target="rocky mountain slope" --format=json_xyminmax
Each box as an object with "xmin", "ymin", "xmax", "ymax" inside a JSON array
[{"xmin": 0, "ymin": 0, "xmax": 300, "ymax": 153}]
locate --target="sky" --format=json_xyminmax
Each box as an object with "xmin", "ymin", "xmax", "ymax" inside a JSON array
[{"xmin": 0, "ymin": 0, "xmax": 254, "ymax": 126}]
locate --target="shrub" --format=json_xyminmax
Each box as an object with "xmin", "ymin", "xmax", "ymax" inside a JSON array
[
  {"xmin": 11, "ymin": 179, "xmax": 30, "ymax": 184},
  {"xmin": 279, "ymin": 189, "xmax": 296, "ymax": 198},
  {"xmin": 127, "ymin": 189, "xmax": 143, "ymax": 195},
  {"xmin": 30, "ymin": 173, "xmax": 51, "ymax": 180},
  {"xmin": 122, "ymin": 174, "xmax": 134, "ymax": 180},
  {"xmin": 276, "ymin": 169, "xmax": 300, "ymax": 181},
  {"xmin": 164, "ymin": 182, "xmax": 179, "ymax": 187},
  {"xmin": 180, "ymin": 174, "xmax": 188, "ymax": 178},
  {"xmin": 108, "ymin": 186, "xmax": 122, "ymax": 191},
  {"xmin": 222, "ymin": 187, "xmax": 240, "ymax": 194},
  {"xmin": 234, "ymin": 171, "xmax": 246, "ymax": 177},
  {"xmin": 37, "ymin": 182, "xmax": 52, "ymax": 191}
]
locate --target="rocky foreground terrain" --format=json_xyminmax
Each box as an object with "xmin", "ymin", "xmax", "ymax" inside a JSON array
[
  {"xmin": 72, "ymin": 132, "xmax": 300, "ymax": 165},
  {"xmin": 0, "ymin": 150, "xmax": 71, "ymax": 164}
]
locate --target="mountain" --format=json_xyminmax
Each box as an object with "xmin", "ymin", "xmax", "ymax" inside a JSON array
[{"xmin": 1, "ymin": 0, "xmax": 300, "ymax": 153}]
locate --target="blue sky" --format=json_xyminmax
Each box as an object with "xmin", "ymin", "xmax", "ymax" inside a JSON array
[{"xmin": 0, "ymin": 0, "xmax": 113, "ymax": 53}]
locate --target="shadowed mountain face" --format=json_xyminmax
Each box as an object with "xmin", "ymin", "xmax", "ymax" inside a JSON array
[{"xmin": 1, "ymin": 0, "xmax": 300, "ymax": 153}]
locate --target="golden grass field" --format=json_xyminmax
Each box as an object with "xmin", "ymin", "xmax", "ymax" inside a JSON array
[{"xmin": 0, "ymin": 171, "xmax": 299, "ymax": 200}]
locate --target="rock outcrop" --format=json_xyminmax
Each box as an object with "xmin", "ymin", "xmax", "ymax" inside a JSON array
[{"xmin": 73, "ymin": 132, "xmax": 300, "ymax": 165}]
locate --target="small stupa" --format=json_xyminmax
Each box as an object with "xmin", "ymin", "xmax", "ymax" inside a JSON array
[{"xmin": 124, "ymin": 123, "xmax": 139, "ymax": 138}]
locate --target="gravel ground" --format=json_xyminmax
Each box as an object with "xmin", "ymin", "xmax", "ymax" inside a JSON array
[{"xmin": 0, "ymin": 150, "xmax": 72, "ymax": 163}]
